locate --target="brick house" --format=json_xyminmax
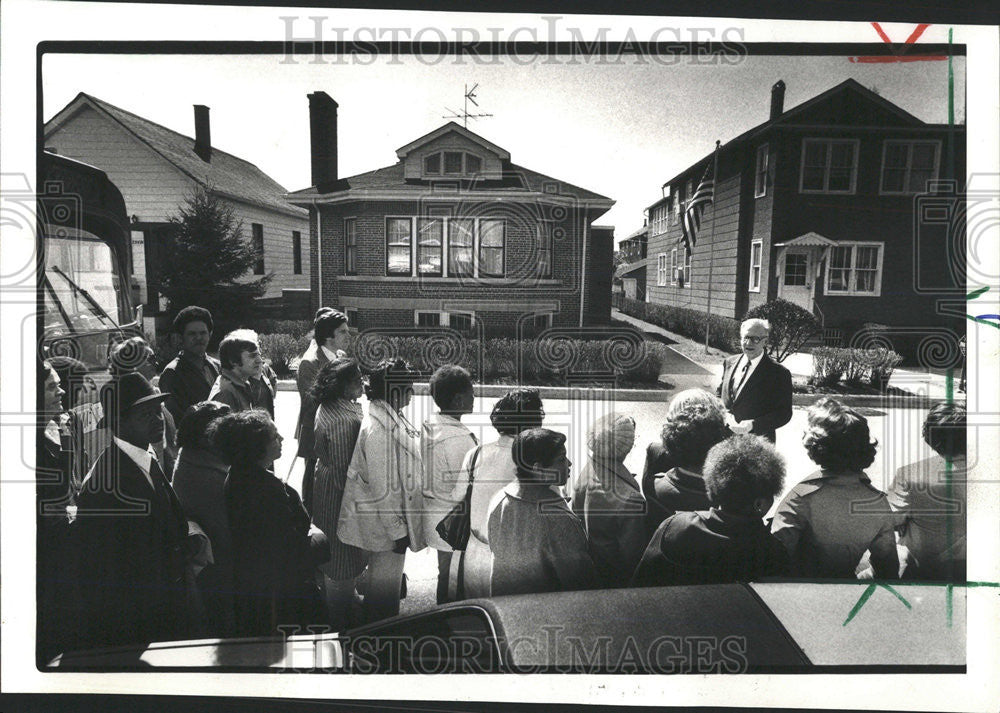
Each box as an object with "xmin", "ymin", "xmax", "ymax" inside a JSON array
[
  {"xmin": 286, "ymin": 92, "xmax": 615, "ymax": 335},
  {"xmin": 44, "ymin": 93, "xmax": 312, "ymax": 332},
  {"xmin": 646, "ymin": 78, "xmax": 966, "ymax": 351}
]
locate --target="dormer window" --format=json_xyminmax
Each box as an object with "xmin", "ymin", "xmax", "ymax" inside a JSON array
[{"xmin": 423, "ymin": 151, "xmax": 484, "ymax": 177}]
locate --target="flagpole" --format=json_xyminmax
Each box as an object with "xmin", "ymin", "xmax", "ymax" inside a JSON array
[{"xmin": 704, "ymin": 140, "xmax": 721, "ymax": 353}]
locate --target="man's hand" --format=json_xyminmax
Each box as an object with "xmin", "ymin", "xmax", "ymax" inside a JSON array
[{"xmin": 726, "ymin": 413, "xmax": 753, "ymax": 435}]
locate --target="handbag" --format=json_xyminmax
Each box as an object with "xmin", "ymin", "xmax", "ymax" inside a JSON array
[{"xmin": 435, "ymin": 446, "xmax": 481, "ymax": 551}]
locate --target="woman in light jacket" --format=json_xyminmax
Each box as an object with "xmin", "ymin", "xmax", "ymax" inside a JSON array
[{"xmin": 337, "ymin": 359, "xmax": 424, "ymax": 623}]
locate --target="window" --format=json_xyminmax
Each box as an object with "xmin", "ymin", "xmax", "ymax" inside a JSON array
[
  {"xmin": 670, "ymin": 248, "xmax": 678, "ymax": 285},
  {"xmin": 466, "ymin": 154, "xmax": 482, "ymax": 175},
  {"xmin": 755, "ymin": 144, "xmax": 769, "ymax": 198},
  {"xmin": 417, "ymin": 218, "xmax": 443, "ymax": 275},
  {"xmin": 449, "ymin": 312, "xmax": 475, "ymax": 333},
  {"xmin": 479, "ymin": 219, "xmax": 504, "ymax": 277},
  {"xmin": 748, "ymin": 239, "xmax": 762, "ymax": 292},
  {"xmin": 345, "ymin": 218, "xmax": 357, "ymax": 275},
  {"xmin": 387, "ymin": 217, "xmax": 505, "ymax": 277},
  {"xmin": 532, "ymin": 313, "xmax": 553, "ymax": 331},
  {"xmin": 292, "ymin": 230, "xmax": 302, "ymax": 274},
  {"xmin": 783, "ymin": 253, "xmax": 808, "ymax": 286},
  {"xmin": 424, "ymin": 153, "xmax": 441, "ymax": 174},
  {"xmin": 673, "ymin": 189, "xmax": 682, "ymax": 222},
  {"xmin": 656, "ymin": 253, "xmax": 668, "ymax": 286},
  {"xmin": 416, "ymin": 311, "xmax": 442, "ymax": 327},
  {"xmin": 800, "ymin": 139, "xmax": 859, "ymax": 193},
  {"xmin": 345, "ymin": 308, "xmax": 359, "ymax": 328},
  {"xmin": 252, "ymin": 223, "xmax": 264, "ymax": 274},
  {"xmin": 424, "ymin": 151, "xmax": 484, "ymax": 177},
  {"xmin": 683, "ymin": 250, "xmax": 692, "ymax": 287},
  {"xmin": 825, "ymin": 242, "xmax": 883, "ymax": 296},
  {"xmin": 536, "ymin": 222, "xmax": 553, "ymax": 278},
  {"xmin": 387, "ymin": 218, "xmax": 412, "ymax": 275},
  {"xmin": 880, "ymin": 141, "xmax": 940, "ymax": 194},
  {"xmin": 448, "ymin": 219, "xmax": 474, "ymax": 276}
]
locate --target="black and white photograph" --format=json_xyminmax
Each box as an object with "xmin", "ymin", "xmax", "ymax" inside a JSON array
[{"xmin": 1, "ymin": 3, "xmax": 998, "ymax": 711}]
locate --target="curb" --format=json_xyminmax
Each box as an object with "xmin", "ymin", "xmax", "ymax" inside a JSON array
[{"xmin": 275, "ymin": 380, "xmax": 951, "ymax": 408}]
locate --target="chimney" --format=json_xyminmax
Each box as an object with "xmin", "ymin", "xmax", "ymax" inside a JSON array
[
  {"xmin": 308, "ymin": 91, "xmax": 339, "ymax": 191},
  {"xmin": 770, "ymin": 80, "xmax": 786, "ymax": 121},
  {"xmin": 193, "ymin": 105, "xmax": 211, "ymax": 163}
]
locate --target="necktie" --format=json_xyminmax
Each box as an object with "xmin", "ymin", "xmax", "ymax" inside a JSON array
[{"xmin": 732, "ymin": 358, "xmax": 751, "ymax": 398}]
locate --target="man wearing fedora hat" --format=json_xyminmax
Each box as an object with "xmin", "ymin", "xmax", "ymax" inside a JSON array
[{"xmin": 74, "ymin": 372, "xmax": 196, "ymax": 651}]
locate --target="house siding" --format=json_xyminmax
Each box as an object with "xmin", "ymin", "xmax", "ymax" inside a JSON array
[{"xmin": 45, "ymin": 104, "xmax": 310, "ymax": 302}]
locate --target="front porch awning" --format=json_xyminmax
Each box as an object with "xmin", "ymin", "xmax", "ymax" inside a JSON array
[{"xmin": 774, "ymin": 232, "xmax": 838, "ymax": 278}]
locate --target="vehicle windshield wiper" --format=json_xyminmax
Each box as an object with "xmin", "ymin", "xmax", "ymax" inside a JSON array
[{"xmin": 49, "ymin": 264, "xmax": 116, "ymax": 327}]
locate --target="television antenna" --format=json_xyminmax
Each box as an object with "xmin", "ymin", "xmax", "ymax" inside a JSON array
[{"xmin": 442, "ymin": 83, "xmax": 493, "ymax": 128}]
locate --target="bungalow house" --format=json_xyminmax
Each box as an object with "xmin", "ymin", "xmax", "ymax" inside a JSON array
[
  {"xmin": 44, "ymin": 93, "xmax": 312, "ymax": 333},
  {"xmin": 286, "ymin": 92, "xmax": 615, "ymax": 335},
  {"xmin": 646, "ymin": 78, "xmax": 966, "ymax": 353}
]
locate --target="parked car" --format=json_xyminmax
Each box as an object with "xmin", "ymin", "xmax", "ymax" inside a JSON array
[{"xmin": 49, "ymin": 582, "xmax": 964, "ymax": 673}]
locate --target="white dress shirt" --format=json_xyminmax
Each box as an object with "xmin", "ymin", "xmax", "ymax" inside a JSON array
[{"xmin": 732, "ymin": 352, "xmax": 764, "ymax": 400}]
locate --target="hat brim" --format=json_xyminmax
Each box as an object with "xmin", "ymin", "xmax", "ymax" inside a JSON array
[{"xmin": 96, "ymin": 391, "xmax": 170, "ymax": 429}]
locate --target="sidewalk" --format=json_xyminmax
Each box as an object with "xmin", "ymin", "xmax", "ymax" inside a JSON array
[{"xmin": 612, "ymin": 307, "xmax": 959, "ymax": 403}]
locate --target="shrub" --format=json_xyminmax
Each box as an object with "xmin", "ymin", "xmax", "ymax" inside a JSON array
[
  {"xmin": 810, "ymin": 347, "xmax": 849, "ymax": 386},
  {"xmin": 153, "ymin": 333, "xmax": 180, "ymax": 368},
  {"xmin": 863, "ymin": 347, "xmax": 904, "ymax": 388},
  {"xmin": 618, "ymin": 295, "xmax": 740, "ymax": 352},
  {"xmin": 258, "ymin": 333, "xmax": 302, "ymax": 376},
  {"xmin": 745, "ymin": 299, "xmax": 820, "ymax": 363},
  {"xmin": 254, "ymin": 319, "xmax": 312, "ymax": 340}
]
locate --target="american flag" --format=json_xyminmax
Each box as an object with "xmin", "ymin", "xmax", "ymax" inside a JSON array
[{"xmin": 681, "ymin": 162, "xmax": 715, "ymax": 255}]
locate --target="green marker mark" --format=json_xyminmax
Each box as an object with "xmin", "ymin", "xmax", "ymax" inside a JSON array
[{"xmin": 842, "ymin": 583, "xmax": 911, "ymax": 626}]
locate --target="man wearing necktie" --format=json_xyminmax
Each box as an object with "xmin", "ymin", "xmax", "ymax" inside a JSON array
[
  {"xmin": 73, "ymin": 373, "xmax": 195, "ymax": 652},
  {"xmin": 717, "ymin": 318, "xmax": 793, "ymax": 443}
]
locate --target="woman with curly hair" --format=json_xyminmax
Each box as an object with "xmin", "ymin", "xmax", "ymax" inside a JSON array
[
  {"xmin": 216, "ymin": 409, "xmax": 329, "ymax": 636},
  {"xmin": 310, "ymin": 358, "xmax": 368, "ymax": 628},
  {"xmin": 642, "ymin": 389, "xmax": 731, "ymax": 536},
  {"xmin": 770, "ymin": 398, "xmax": 898, "ymax": 579},
  {"xmin": 337, "ymin": 359, "xmax": 423, "ymax": 623},
  {"xmin": 631, "ymin": 435, "xmax": 789, "ymax": 587}
]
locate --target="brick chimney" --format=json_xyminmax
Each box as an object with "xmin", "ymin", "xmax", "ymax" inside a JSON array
[
  {"xmin": 770, "ymin": 80, "xmax": 786, "ymax": 121},
  {"xmin": 193, "ymin": 105, "xmax": 211, "ymax": 163},
  {"xmin": 308, "ymin": 91, "xmax": 339, "ymax": 191}
]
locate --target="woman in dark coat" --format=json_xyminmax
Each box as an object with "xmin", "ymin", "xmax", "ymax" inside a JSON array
[
  {"xmin": 215, "ymin": 409, "xmax": 329, "ymax": 637},
  {"xmin": 310, "ymin": 358, "xmax": 368, "ymax": 628},
  {"xmin": 171, "ymin": 401, "xmax": 234, "ymax": 636}
]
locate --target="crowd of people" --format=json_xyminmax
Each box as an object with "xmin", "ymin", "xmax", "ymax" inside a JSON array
[{"xmin": 36, "ymin": 306, "xmax": 968, "ymax": 662}]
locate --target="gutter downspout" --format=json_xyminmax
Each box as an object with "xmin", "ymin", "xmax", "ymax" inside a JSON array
[
  {"xmin": 314, "ymin": 199, "xmax": 323, "ymax": 309},
  {"xmin": 579, "ymin": 215, "xmax": 588, "ymax": 328}
]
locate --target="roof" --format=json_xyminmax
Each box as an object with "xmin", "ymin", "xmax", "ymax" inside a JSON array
[
  {"xmin": 45, "ymin": 93, "xmax": 307, "ymax": 219},
  {"xmin": 287, "ymin": 159, "xmax": 613, "ymax": 205},
  {"xmin": 395, "ymin": 121, "xmax": 511, "ymax": 160},
  {"xmin": 621, "ymin": 225, "xmax": 649, "ymax": 241},
  {"xmin": 660, "ymin": 78, "xmax": 948, "ymax": 189}
]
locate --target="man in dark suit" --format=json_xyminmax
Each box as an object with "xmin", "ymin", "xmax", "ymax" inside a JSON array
[
  {"xmin": 74, "ymin": 373, "xmax": 195, "ymax": 651},
  {"xmin": 295, "ymin": 308, "xmax": 351, "ymax": 512},
  {"xmin": 717, "ymin": 318, "xmax": 792, "ymax": 443}
]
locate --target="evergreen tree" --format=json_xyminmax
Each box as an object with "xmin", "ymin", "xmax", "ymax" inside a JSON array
[{"xmin": 159, "ymin": 187, "xmax": 272, "ymax": 331}]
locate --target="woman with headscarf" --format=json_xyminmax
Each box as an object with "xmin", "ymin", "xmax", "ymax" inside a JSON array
[
  {"xmin": 171, "ymin": 400, "xmax": 234, "ymax": 636},
  {"xmin": 570, "ymin": 413, "xmax": 646, "ymax": 588},
  {"xmin": 310, "ymin": 358, "xmax": 368, "ymax": 628}
]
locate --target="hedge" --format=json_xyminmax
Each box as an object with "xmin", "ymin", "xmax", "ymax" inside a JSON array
[
  {"xmin": 810, "ymin": 347, "xmax": 904, "ymax": 388},
  {"xmin": 258, "ymin": 333, "xmax": 669, "ymax": 386},
  {"xmin": 616, "ymin": 295, "xmax": 740, "ymax": 352}
]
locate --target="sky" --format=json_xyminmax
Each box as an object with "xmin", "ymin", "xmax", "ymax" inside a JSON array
[{"xmin": 43, "ymin": 51, "xmax": 966, "ymax": 243}]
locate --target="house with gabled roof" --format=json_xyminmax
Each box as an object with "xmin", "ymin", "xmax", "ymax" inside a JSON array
[
  {"xmin": 286, "ymin": 92, "xmax": 615, "ymax": 335},
  {"xmin": 44, "ymin": 93, "xmax": 311, "ymax": 330},
  {"xmin": 646, "ymin": 78, "xmax": 965, "ymax": 354}
]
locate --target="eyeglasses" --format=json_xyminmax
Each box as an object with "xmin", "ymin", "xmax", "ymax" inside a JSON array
[{"xmin": 742, "ymin": 335, "xmax": 767, "ymax": 344}]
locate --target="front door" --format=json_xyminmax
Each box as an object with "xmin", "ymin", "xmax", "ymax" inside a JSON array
[{"xmin": 779, "ymin": 250, "xmax": 813, "ymax": 310}]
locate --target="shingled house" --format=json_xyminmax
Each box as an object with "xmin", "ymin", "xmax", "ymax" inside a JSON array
[
  {"xmin": 646, "ymin": 78, "xmax": 966, "ymax": 352},
  {"xmin": 44, "ymin": 93, "xmax": 311, "ymax": 331},
  {"xmin": 286, "ymin": 92, "xmax": 615, "ymax": 335}
]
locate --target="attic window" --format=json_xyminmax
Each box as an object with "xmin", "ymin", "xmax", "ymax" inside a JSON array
[{"xmin": 423, "ymin": 151, "xmax": 484, "ymax": 177}]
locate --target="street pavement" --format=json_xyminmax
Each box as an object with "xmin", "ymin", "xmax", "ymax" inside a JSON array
[{"xmin": 271, "ymin": 389, "xmax": 939, "ymax": 619}]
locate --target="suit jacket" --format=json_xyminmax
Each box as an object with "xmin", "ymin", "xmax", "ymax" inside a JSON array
[
  {"xmin": 717, "ymin": 353, "xmax": 792, "ymax": 442},
  {"xmin": 295, "ymin": 342, "xmax": 329, "ymax": 459},
  {"xmin": 74, "ymin": 442, "xmax": 192, "ymax": 650},
  {"xmin": 159, "ymin": 352, "xmax": 221, "ymax": 424}
]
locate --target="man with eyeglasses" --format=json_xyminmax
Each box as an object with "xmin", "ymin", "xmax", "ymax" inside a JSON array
[{"xmin": 717, "ymin": 318, "xmax": 792, "ymax": 443}]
